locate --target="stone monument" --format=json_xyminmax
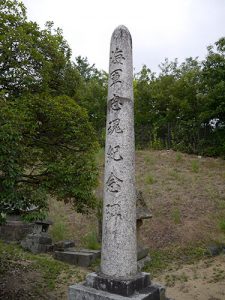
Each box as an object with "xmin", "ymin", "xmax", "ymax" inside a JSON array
[
  {"xmin": 69, "ymin": 25, "xmax": 170, "ymax": 300},
  {"xmin": 21, "ymin": 220, "xmax": 53, "ymax": 253}
]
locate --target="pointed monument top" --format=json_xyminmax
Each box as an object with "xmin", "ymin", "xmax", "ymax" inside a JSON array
[
  {"xmin": 111, "ymin": 25, "xmax": 132, "ymax": 46},
  {"xmin": 113, "ymin": 25, "xmax": 130, "ymax": 33}
]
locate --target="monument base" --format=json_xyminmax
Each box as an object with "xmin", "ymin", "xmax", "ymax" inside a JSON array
[
  {"xmin": 69, "ymin": 282, "xmax": 168, "ymax": 300},
  {"xmin": 69, "ymin": 272, "xmax": 171, "ymax": 300},
  {"xmin": 86, "ymin": 272, "xmax": 150, "ymax": 297}
]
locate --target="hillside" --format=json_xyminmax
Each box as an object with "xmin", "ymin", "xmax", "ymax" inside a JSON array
[
  {"xmin": 1, "ymin": 149, "xmax": 225, "ymax": 299},
  {"xmin": 49, "ymin": 149, "xmax": 225, "ymax": 250}
]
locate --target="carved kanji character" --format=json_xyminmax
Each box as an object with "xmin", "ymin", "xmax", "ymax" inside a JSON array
[
  {"xmin": 110, "ymin": 48, "xmax": 125, "ymax": 65},
  {"xmin": 110, "ymin": 69, "xmax": 122, "ymax": 87},
  {"xmin": 107, "ymin": 145, "xmax": 123, "ymax": 161},
  {"xmin": 106, "ymin": 172, "xmax": 123, "ymax": 193},
  {"xmin": 107, "ymin": 119, "xmax": 123, "ymax": 135},
  {"xmin": 110, "ymin": 94, "xmax": 123, "ymax": 110}
]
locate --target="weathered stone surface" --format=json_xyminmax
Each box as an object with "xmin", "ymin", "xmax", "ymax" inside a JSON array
[
  {"xmin": 86, "ymin": 272, "xmax": 150, "ymax": 297},
  {"xmin": 68, "ymin": 25, "xmax": 170, "ymax": 300},
  {"xmin": 33, "ymin": 219, "xmax": 52, "ymax": 234},
  {"xmin": 21, "ymin": 233, "xmax": 53, "ymax": 253},
  {"xmin": 136, "ymin": 191, "xmax": 152, "ymax": 221},
  {"xmin": 69, "ymin": 282, "xmax": 168, "ymax": 300},
  {"xmin": 53, "ymin": 240, "xmax": 75, "ymax": 251},
  {"xmin": 0, "ymin": 220, "xmax": 33, "ymax": 242},
  {"xmin": 101, "ymin": 25, "xmax": 137, "ymax": 279},
  {"xmin": 54, "ymin": 249, "xmax": 101, "ymax": 267},
  {"xmin": 137, "ymin": 246, "xmax": 149, "ymax": 261}
]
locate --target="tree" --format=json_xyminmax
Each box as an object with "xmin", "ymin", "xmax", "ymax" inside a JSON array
[
  {"xmin": 0, "ymin": 94, "xmax": 99, "ymax": 215},
  {"xmin": 0, "ymin": 0, "xmax": 99, "ymax": 218},
  {"xmin": 134, "ymin": 65, "xmax": 156, "ymax": 146},
  {"xmin": 0, "ymin": 0, "xmax": 81, "ymax": 99},
  {"xmin": 200, "ymin": 37, "xmax": 225, "ymax": 156},
  {"xmin": 75, "ymin": 56, "xmax": 108, "ymax": 144}
]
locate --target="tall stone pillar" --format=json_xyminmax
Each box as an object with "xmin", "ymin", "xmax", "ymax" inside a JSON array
[
  {"xmin": 101, "ymin": 25, "xmax": 137, "ymax": 279},
  {"xmin": 69, "ymin": 25, "xmax": 170, "ymax": 300}
]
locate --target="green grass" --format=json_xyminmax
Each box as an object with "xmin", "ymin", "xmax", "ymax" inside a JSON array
[
  {"xmin": 95, "ymin": 148, "xmax": 105, "ymax": 166},
  {"xmin": 145, "ymin": 174, "xmax": 155, "ymax": 184},
  {"xmin": 144, "ymin": 155, "xmax": 155, "ymax": 165},
  {"xmin": 164, "ymin": 272, "xmax": 188, "ymax": 287},
  {"xmin": 191, "ymin": 160, "xmax": 200, "ymax": 173},
  {"xmin": 168, "ymin": 169, "xmax": 183, "ymax": 181},
  {"xmin": 143, "ymin": 245, "xmax": 206, "ymax": 277},
  {"xmin": 0, "ymin": 241, "xmax": 85, "ymax": 290},
  {"xmin": 81, "ymin": 231, "xmax": 101, "ymax": 250},
  {"xmin": 171, "ymin": 208, "xmax": 181, "ymax": 224},
  {"xmin": 50, "ymin": 221, "xmax": 70, "ymax": 242},
  {"xmin": 175, "ymin": 152, "xmax": 183, "ymax": 162},
  {"xmin": 218, "ymin": 218, "xmax": 225, "ymax": 233}
]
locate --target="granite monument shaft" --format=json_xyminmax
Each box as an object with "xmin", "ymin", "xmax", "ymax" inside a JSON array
[{"xmin": 101, "ymin": 25, "xmax": 137, "ymax": 278}]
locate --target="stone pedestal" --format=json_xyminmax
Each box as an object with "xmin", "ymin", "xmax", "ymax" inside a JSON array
[
  {"xmin": 86, "ymin": 272, "xmax": 150, "ymax": 297},
  {"xmin": 69, "ymin": 282, "xmax": 167, "ymax": 300}
]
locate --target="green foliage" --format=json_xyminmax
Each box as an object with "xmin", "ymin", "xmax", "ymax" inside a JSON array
[
  {"xmin": 82, "ymin": 231, "xmax": 101, "ymax": 250},
  {"xmin": 0, "ymin": 212, "xmax": 7, "ymax": 225},
  {"xmin": 21, "ymin": 210, "xmax": 47, "ymax": 223},
  {"xmin": 0, "ymin": 0, "xmax": 100, "ymax": 218},
  {"xmin": 0, "ymin": 0, "xmax": 81, "ymax": 98},
  {"xmin": 0, "ymin": 94, "xmax": 99, "ymax": 215},
  {"xmin": 50, "ymin": 221, "xmax": 68, "ymax": 242},
  {"xmin": 134, "ymin": 40, "xmax": 225, "ymax": 158},
  {"xmin": 75, "ymin": 57, "xmax": 107, "ymax": 144}
]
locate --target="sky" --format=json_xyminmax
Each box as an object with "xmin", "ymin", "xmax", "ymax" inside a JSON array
[{"xmin": 22, "ymin": 0, "xmax": 225, "ymax": 73}]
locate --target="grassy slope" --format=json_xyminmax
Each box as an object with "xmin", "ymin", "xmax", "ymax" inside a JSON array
[
  {"xmin": 1, "ymin": 149, "xmax": 225, "ymax": 299},
  {"xmin": 135, "ymin": 150, "xmax": 225, "ymax": 249},
  {"xmin": 48, "ymin": 149, "xmax": 225, "ymax": 267},
  {"xmin": 0, "ymin": 241, "xmax": 86, "ymax": 299}
]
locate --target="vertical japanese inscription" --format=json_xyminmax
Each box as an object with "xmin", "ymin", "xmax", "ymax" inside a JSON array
[
  {"xmin": 102, "ymin": 26, "xmax": 137, "ymax": 278},
  {"xmin": 107, "ymin": 47, "xmax": 125, "ymax": 193}
]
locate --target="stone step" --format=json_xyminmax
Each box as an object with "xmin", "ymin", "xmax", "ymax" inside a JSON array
[{"xmin": 54, "ymin": 249, "xmax": 101, "ymax": 267}]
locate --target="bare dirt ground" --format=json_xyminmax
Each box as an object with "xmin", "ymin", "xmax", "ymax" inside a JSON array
[{"xmin": 156, "ymin": 254, "xmax": 225, "ymax": 300}]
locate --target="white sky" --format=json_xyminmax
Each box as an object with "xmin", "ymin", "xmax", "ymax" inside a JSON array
[{"xmin": 22, "ymin": 0, "xmax": 225, "ymax": 73}]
